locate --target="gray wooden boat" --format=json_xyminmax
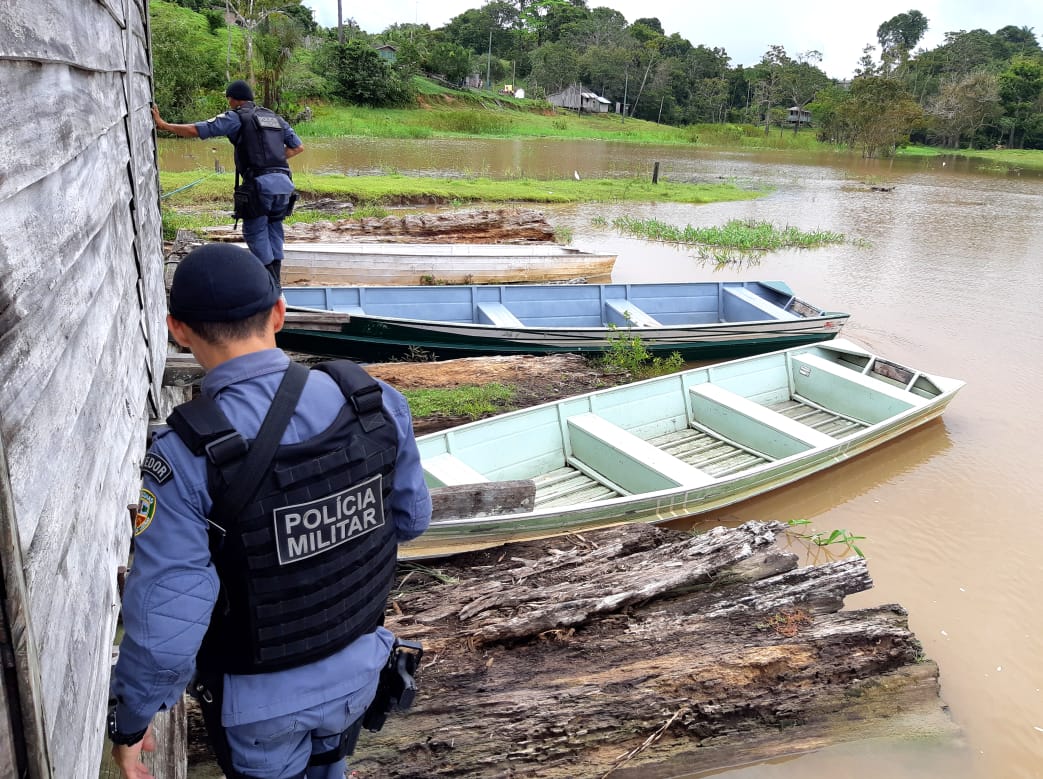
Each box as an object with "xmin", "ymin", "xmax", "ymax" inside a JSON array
[
  {"xmin": 403, "ymin": 339, "xmax": 964, "ymax": 559},
  {"xmin": 279, "ymin": 280, "xmax": 849, "ymax": 361}
]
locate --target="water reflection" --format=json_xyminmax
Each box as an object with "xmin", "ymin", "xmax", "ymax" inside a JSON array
[{"xmin": 681, "ymin": 420, "xmax": 955, "ymax": 537}]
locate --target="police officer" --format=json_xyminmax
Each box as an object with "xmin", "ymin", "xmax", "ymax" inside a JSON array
[
  {"xmin": 108, "ymin": 243, "xmax": 432, "ymax": 779},
  {"xmin": 151, "ymin": 81, "xmax": 304, "ymax": 285}
]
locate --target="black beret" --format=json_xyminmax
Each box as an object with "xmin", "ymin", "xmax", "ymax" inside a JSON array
[
  {"xmin": 225, "ymin": 80, "xmax": 254, "ymax": 101},
  {"xmin": 168, "ymin": 244, "xmax": 279, "ymax": 323}
]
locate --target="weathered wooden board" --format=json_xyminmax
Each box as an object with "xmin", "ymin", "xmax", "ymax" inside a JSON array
[
  {"xmin": 430, "ymin": 480, "xmax": 537, "ymax": 520},
  {"xmin": 0, "ymin": 432, "xmax": 51, "ymax": 776},
  {"xmin": 0, "ymin": 0, "xmax": 168, "ymax": 774},
  {"xmin": 0, "ymin": 2, "xmax": 128, "ymax": 70},
  {"xmin": 351, "ymin": 522, "xmax": 957, "ymax": 777}
]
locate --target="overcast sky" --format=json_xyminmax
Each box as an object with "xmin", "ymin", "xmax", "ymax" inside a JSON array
[{"xmin": 301, "ymin": 0, "xmax": 1040, "ymax": 80}]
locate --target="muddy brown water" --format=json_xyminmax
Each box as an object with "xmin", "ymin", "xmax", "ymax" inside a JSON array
[{"xmin": 164, "ymin": 138, "xmax": 1043, "ymax": 779}]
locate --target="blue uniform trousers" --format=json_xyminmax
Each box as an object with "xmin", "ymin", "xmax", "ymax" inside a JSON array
[
  {"xmin": 224, "ymin": 676, "xmax": 378, "ymax": 779},
  {"xmin": 242, "ymin": 191, "xmax": 291, "ymax": 268}
]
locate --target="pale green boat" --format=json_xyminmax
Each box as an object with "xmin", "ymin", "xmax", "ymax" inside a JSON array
[{"xmin": 403, "ymin": 339, "xmax": 964, "ymax": 560}]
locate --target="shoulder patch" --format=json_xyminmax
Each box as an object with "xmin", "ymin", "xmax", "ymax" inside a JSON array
[
  {"xmin": 141, "ymin": 452, "xmax": 174, "ymax": 485},
  {"xmin": 136, "ymin": 490, "xmax": 157, "ymax": 536}
]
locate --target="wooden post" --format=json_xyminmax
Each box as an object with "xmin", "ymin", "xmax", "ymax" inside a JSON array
[{"xmin": 652, "ymin": 161, "xmax": 660, "ymax": 184}]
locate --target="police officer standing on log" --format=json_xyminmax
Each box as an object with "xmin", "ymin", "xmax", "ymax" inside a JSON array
[
  {"xmin": 152, "ymin": 82, "xmax": 304, "ymax": 286},
  {"xmin": 107, "ymin": 244, "xmax": 432, "ymax": 778}
]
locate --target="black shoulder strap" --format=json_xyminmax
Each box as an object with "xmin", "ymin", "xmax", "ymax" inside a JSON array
[
  {"xmin": 209, "ymin": 361, "xmax": 310, "ymax": 527},
  {"xmin": 313, "ymin": 361, "xmax": 386, "ymax": 433},
  {"xmin": 167, "ymin": 396, "xmax": 248, "ymax": 466}
]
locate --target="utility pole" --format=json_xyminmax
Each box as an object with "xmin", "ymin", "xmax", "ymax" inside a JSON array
[
  {"xmin": 621, "ymin": 67, "xmax": 628, "ymax": 124},
  {"xmin": 225, "ymin": 0, "xmax": 232, "ymax": 80},
  {"xmin": 337, "ymin": 0, "xmax": 344, "ymax": 44},
  {"xmin": 487, "ymin": 29, "xmax": 492, "ymax": 90}
]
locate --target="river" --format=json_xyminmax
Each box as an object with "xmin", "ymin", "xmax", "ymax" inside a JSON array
[{"xmin": 162, "ymin": 137, "xmax": 1043, "ymax": 779}]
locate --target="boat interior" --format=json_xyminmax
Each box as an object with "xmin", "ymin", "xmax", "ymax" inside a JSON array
[
  {"xmin": 284, "ymin": 282, "xmax": 827, "ymax": 328},
  {"xmin": 418, "ymin": 344, "xmax": 947, "ymax": 510}
]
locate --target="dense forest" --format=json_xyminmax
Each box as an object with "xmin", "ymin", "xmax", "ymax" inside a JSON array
[{"xmin": 154, "ymin": 0, "xmax": 1043, "ymax": 154}]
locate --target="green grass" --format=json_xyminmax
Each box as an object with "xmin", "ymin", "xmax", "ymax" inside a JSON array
[
  {"xmin": 159, "ymin": 170, "xmax": 764, "ymax": 206},
  {"xmin": 292, "ymin": 84, "xmax": 834, "ymax": 151},
  {"xmin": 401, "ymin": 384, "xmax": 516, "ymax": 419}
]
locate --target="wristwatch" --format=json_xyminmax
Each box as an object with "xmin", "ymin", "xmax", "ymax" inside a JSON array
[{"xmin": 106, "ymin": 708, "xmax": 147, "ymax": 747}]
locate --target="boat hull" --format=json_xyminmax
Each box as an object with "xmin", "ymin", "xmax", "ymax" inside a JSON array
[
  {"xmin": 278, "ymin": 281, "xmax": 849, "ymax": 361},
  {"xmin": 400, "ymin": 339, "xmax": 964, "ymax": 560},
  {"xmin": 277, "ymin": 319, "xmax": 846, "ymax": 361}
]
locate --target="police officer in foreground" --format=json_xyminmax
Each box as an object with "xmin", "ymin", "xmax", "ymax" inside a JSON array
[
  {"xmin": 151, "ymin": 81, "xmax": 304, "ymax": 286},
  {"xmin": 108, "ymin": 243, "xmax": 432, "ymax": 778}
]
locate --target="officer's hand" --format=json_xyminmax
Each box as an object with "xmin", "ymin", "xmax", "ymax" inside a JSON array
[
  {"xmin": 111, "ymin": 726, "xmax": 156, "ymax": 779},
  {"xmin": 150, "ymin": 104, "xmax": 162, "ymax": 125}
]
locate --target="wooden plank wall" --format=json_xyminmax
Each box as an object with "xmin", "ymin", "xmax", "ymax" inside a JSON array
[{"xmin": 0, "ymin": 0, "xmax": 168, "ymax": 775}]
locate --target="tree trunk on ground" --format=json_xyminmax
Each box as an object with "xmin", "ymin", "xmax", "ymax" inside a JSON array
[
  {"xmin": 353, "ymin": 521, "xmax": 957, "ymax": 778},
  {"xmin": 197, "ymin": 208, "xmax": 557, "ymax": 244}
]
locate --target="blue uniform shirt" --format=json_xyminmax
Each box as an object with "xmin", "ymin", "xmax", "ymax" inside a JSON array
[
  {"xmin": 111, "ymin": 350, "xmax": 431, "ymax": 733},
  {"xmin": 195, "ymin": 108, "xmax": 302, "ymax": 196}
]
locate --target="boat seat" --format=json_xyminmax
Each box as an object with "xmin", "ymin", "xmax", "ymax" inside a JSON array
[
  {"xmin": 423, "ymin": 453, "xmax": 489, "ymax": 487},
  {"xmin": 603, "ymin": 299, "xmax": 661, "ymax": 327},
  {"xmin": 722, "ymin": 287, "xmax": 798, "ymax": 321},
  {"xmin": 567, "ymin": 413, "xmax": 713, "ymax": 493},
  {"xmin": 790, "ymin": 353, "xmax": 920, "ymax": 424},
  {"xmin": 476, "ymin": 302, "xmax": 525, "ymax": 328},
  {"xmin": 688, "ymin": 383, "xmax": 836, "ymax": 459}
]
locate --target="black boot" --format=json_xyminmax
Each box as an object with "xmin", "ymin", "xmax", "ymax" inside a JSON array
[{"xmin": 265, "ymin": 260, "xmax": 282, "ymax": 290}]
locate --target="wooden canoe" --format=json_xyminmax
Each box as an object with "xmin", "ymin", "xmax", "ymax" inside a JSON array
[
  {"xmin": 245, "ymin": 242, "xmax": 617, "ymax": 285},
  {"xmin": 278, "ymin": 280, "xmax": 849, "ymax": 361},
  {"xmin": 403, "ymin": 339, "xmax": 964, "ymax": 559}
]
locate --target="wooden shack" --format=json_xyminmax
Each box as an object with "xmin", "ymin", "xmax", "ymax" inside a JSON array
[
  {"xmin": 0, "ymin": 1, "xmax": 169, "ymax": 775},
  {"xmin": 547, "ymin": 84, "xmax": 612, "ymax": 113}
]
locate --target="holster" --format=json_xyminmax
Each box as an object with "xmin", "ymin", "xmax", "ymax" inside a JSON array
[
  {"xmin": 232, "ymin": 174, "xmax": 265, "ymax": 221},
  {"xmin": 361, "ymin": 639, "xmax": 423, "ymax": 732}
]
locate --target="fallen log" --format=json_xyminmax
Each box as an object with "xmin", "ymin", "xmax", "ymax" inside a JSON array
[
  {"xmin": 354, "ymin": 521, "xmax": 957, "ymax": 778},
  {"xmin": 197, "ymin": 207, "xmax": 557, "ymax": 244}
]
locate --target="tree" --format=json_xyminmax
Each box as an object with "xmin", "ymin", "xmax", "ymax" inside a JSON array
[
  {"xmin": 427, "ymin": 41, "xmax": 475, "ymax": 83},
  {"xmin": 151, "ymin": 0, "xmax": 227, "ymax": 121},
  {"xmin": 998, "ymin": 55, "xmax": 1043, "ymax": 147},
  {"xmin": 750, "ymin": 45, "xmax": 791, "ymax": 133},
  {"xmin": 995, "ymin": 25, "xmax": 1042, "ymax": 58},
  {"xmin": 323, "ymin": 39, "xmax": 411, "ymax": 106},
  {"xmin": 838, "ymin": 76, "xmax": 924, "ymax": 157},
  {"xmin": 225, "ymin": 0, "xmax": 302, "ymax": 84},
  {"xmin": 254, "ymin": 10, "xmax": 304, "ymax": 112},
  {"xmin": 529, "ymin": 40, "xmax": 581, "ymax": 93},
  {"xmin": 877, "ymin": 9, "xmax": 928, "ymax": 73},
  {"xmin": 926, "ymin": 71, "xmax": 1001, "ymax": 148}
]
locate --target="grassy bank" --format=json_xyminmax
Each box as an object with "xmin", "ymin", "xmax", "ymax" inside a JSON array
[
  {"xmin": 294, "ymin": 79, "xmax": 832, "ymax": 152},
  {"xmin": 158, "ymin": 171, "xmax": 767, "ymax": 238},
  {"xmin": 159, "ymin": 171, "xmax": 765, "ymax": 207}
]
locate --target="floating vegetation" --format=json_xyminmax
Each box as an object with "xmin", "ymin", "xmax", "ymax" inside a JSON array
[{"xmin": 610, "ymin": 216, "xmax": 845, "ymax": 265}]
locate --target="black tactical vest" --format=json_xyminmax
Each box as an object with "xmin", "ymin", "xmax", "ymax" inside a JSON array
[
  {"xmin": 167, "ymin": 361, "xmax": 399, "ymax": 675},
  {"xmin": 232, "ymin": 102, "xmax": 291, "ymax": 179}
]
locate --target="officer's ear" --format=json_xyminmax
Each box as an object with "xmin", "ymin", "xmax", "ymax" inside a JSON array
[
  {"xmin": 270, "ymin": 297, "xmax": 287, "ymax": 334},
  {"xmin": 167, "ymin": 315, "xmax": 193, "ymax": 348}
]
